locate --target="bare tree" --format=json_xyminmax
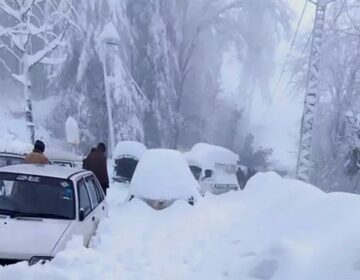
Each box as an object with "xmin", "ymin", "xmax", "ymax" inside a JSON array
[{"xmin": 0, "ymin": 0, "xmax": 79, "ymax": 143}]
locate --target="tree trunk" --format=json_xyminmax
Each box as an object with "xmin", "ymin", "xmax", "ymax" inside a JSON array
[{"xmin": 23, "ymin": 57, "xmax": 35, "ymax": 144}]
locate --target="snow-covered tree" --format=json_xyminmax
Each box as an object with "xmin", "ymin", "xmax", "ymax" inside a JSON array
[
  {"xmin": 0, "ymin": 0, "xmax": 78, "ymax": 144},
  {"xmin": 290, "ymin": 0, "xmax": 360, "ymax": 192}
]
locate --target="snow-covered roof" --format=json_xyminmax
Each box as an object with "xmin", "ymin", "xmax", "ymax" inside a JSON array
[
  {"xmin": 0, "ymin": 139, "xmax": 32, "ymax": 155},
  {"xmin": 46, "ymin": 148, "xmax": 83, "ymax": 162},
  {"xmin": 183, "ymin": 151, "xmax": 202, "ymax": 168},
  {"xmin": 187, "ymin": 143, "xmax": 239, "ymax": 170},
  {"xmin": 65, "ymin": 117, "xmax": 80, "ymax": 145},
  {"xmin": 114, "ymin": 141, "xmax": 147, "ymax": 160},
  {"xmin": 0, "ymin": 164, "xmax": 85, "ymax": 179},
  {"xmin": 130, "ymin": 149, "xmax": 200, "ymax": 201}
]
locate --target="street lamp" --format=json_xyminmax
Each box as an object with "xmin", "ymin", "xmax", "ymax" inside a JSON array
[{"xmin": 99, "ymin": 22, "xmax": 121, "ymax": 158}]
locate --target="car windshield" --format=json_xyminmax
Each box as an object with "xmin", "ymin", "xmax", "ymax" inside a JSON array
[
  {"xmin": 0, "ymin": 172, "xmax": 75, "ymax": 220},
  {"xmin": 214, "ymin": 163, "xmax": 237, "ymax": 174}
]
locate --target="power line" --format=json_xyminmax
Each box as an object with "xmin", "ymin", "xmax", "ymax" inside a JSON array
[{"xmin": 272, "ymin": 0, "xmax": 309, "ymax": 102}]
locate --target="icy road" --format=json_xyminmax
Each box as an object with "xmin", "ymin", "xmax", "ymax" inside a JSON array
[{"xmin": 1, "ymin": 172, "xmax": 360, "ymax": 280}]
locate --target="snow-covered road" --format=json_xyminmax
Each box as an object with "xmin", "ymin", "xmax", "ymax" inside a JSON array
[{"xmin": 1, "ymin": 172, "xmax": 360, "ymax": 280}]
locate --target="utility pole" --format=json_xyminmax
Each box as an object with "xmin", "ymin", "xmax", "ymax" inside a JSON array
[{"xmin": 296, "ymin": 0, "xmax": 333, "ymax": 182}]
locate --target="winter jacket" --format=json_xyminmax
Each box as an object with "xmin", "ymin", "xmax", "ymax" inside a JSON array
[
  {"xmin": 83, "ymin": 149, "xmax": 109, "ymax": 185},
  {"xmin": 24, "ymin": 150, "xmax": 51, "ymax": 165}
]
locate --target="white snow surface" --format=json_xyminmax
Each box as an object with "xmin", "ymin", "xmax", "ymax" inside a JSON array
[
  {"xmin": 188, "ymin": 143, "xmax": 239, "ymax": 170},
  {"xmin": 114, "ymin": 141, "xmax": 147, "ymax": 160},
  {"xmin": 2, "ymin": 173, "xmax": 360, "ymax": 279},
  {"xmin": 46, "ymin": 148, "xmax": 83, "ymax": 162},
  {"xmin": 129, "ymin": 149, "xmax": 200, "ymax": 201},
  {"xmin": 0, "ymin": 138, "xmax": 32, "ymax": 155}
]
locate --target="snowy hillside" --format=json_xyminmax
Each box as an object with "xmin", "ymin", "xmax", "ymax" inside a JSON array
[{"xmin": 2, "ymin": 173, "xmax": 360, "ymax": 280}]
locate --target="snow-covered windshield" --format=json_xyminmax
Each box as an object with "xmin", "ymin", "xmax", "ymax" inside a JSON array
[
  {"xmin": 214, "ymin": 163, "xmax": 237, "ymax": 174},
  {"xmin": 0, "ymin": 173, "xmax": 75, "ymax": 220}
]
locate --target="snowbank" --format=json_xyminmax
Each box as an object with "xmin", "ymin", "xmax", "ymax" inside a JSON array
[
  {"xmin": 2, "ymin": 173, "xmax": 360, "ymax": 279},
  {"xmin": 114, "ymin": 141, "xmax": 147, "ymax": 160},
  {"xmin": 188, "ymin": 143, "xmax": 239, "ymax": 170},
  {"xmin": 129, "ymin": 149, "xmax": 200, "ymax": 201}
]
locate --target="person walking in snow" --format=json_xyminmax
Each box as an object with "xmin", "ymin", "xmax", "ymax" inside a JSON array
[
  {"xmin": 24, "ymin": 140, "xmax": 51, "ymax": 165},
  {"xmin": 83, "ymin": 143, "xmax": 109, "ymax": 195}
]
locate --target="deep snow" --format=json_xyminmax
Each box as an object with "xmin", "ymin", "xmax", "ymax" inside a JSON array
[{"xmin": 1, "ymin": 172, "xmax": 360, "ymax": 279}]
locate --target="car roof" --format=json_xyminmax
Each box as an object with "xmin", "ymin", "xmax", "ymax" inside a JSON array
[
  {"xmin": 0, "ymin": 164, "xmax": 87, "ymax": 179},
  {"xmin": 0, "ymin": 152, "xmax": 25, "ymax": 158}
]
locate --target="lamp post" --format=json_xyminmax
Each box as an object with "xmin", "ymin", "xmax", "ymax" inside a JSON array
[{"xmin": 99, "ymin": 22, "xmax": 121, "ymax": 158}]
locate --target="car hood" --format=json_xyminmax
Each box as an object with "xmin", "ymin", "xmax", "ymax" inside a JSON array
[{"xmin": 0, "ymin": 217, "xmax": 71, "ymax": 260}]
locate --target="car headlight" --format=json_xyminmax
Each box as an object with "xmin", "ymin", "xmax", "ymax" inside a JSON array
[{"xmin": 28, "ymin": 256, "xmax": 53, "ymax": 266}]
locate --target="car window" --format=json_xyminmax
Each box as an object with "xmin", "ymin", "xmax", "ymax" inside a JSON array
[
  {"xmin": 77, "ymin": 179, "xmax": 92, "ymax": 217},
  {"xmin": 53, "ymin": 161, "xmax": 73, "ymax": 167},
  {"xmin": 93, "ymin": 176, "xmax": 105, "ymax": 202},
  {"xmin": 84, "ymin": 176, "xmax": 99, "ymax": 209},
  {"xmin": 86, "ymin": 176, "xmax": 105, "ymax": 204}
]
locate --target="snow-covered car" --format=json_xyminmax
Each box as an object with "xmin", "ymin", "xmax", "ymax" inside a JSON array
[
  {"xmin": 0, "ymin": 139, "xmax": 31, "ymax": 168},
  {"xmin": 185, "ymin": 143, "xmax": 240, "ymax": 195},
  {"xmin": 128, "ymin": 149, "xmax": 200, "ymax": 210},
  {"xmin": 113, "ymin": 141, "xmax": 147, "ymax": 183},
  {"xmin": 46, "ymin": 148, "xmax": 83, "ymax": 168},
  {"xmin": 0, "ymin": 153, "xmax": 25, "ymax": 168},
  {"xmin": 0, "ymin": 164, "xmax": 107, "ymax": 266}
]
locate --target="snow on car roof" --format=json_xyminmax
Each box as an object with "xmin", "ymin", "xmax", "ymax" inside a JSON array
[
  {"xmin": 0, "ymin": 164, "xmax": 85, "ymax": 179},
  {"xmin": 130, "ymin": 149, "xmax": 200, "ymax": 201},
  {"xmin": 183, "ymin": 151, "xmax": 202, "ymax": 168},
  {"xmin": 114, "ymin": 141, "xmax": 147, "ymax": 160},
  {"xmin": 0, "ymin": 139, "xmax": 32, "ymax": 155},
  {"xmin": 188, "ymin": 143, "xmax": 239, "ymax": 170}
]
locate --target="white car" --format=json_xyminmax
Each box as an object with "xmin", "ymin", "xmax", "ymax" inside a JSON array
[
  {"xmin": 185, "ymin": 143, "xmax": 240, "ymax": 195},
  {"xmin": 0, "ymin": 164, "xmax": 107, "ymax": 266},
  {"xmin": 46, "ymin": 148, "xmax": 83, "ymax": 168}
]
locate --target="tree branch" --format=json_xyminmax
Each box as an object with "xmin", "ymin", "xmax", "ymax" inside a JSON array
[
  {"xmin": 0, "ymin": 1, "xmax": 20, "ymax": 21},
  {"xmin": 28, "ymin": 22, "xmax": 69, "ymax": 69}
]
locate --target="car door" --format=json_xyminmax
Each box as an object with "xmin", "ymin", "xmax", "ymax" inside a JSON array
[
  {"xmin": 76, "ymin": 178, "xmax": 97, "ymax": 246},
  {"xmin": 84, "ymin": 175, "xmax": 106, "ymax": 223},
  {"xmin": 91, "ymin": 175, "xmax": 107, "ymax": 218}
]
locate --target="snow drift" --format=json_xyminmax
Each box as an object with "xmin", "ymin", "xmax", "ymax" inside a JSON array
[{"xmin": 2, "ymin": 173, "xmax": 360, "ymax": 280}]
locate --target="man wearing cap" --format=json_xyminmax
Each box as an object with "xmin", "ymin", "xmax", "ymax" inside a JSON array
[
  {"xmin": 83, "ymin": 143, "xmax": 109, "ymax": 195},
  {"xmin": 24, "ymin": 140, "xmax": 51, "ymax": 165}
]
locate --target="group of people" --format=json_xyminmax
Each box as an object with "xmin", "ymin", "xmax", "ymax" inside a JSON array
[{"xmin": 24, "ymin": 140, "xmax": 110, "ymax": 195}]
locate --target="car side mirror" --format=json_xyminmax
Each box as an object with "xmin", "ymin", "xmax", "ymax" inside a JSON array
[
  {"xmin": 204, "ymin": 169, "xmax": 213, "ymax": 178},
  {"xmin": 79, "ymin": 208, "xmax": 85, "ymax": 222}
]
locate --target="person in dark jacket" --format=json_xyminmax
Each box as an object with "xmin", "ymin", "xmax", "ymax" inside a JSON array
[
  {"xmin": 83, "ymin": 143, "xmax": 109, "ymax": 195},
  {"xmin": 24, "ymin": 140, "xmax": 50, "ymax": 165}
]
